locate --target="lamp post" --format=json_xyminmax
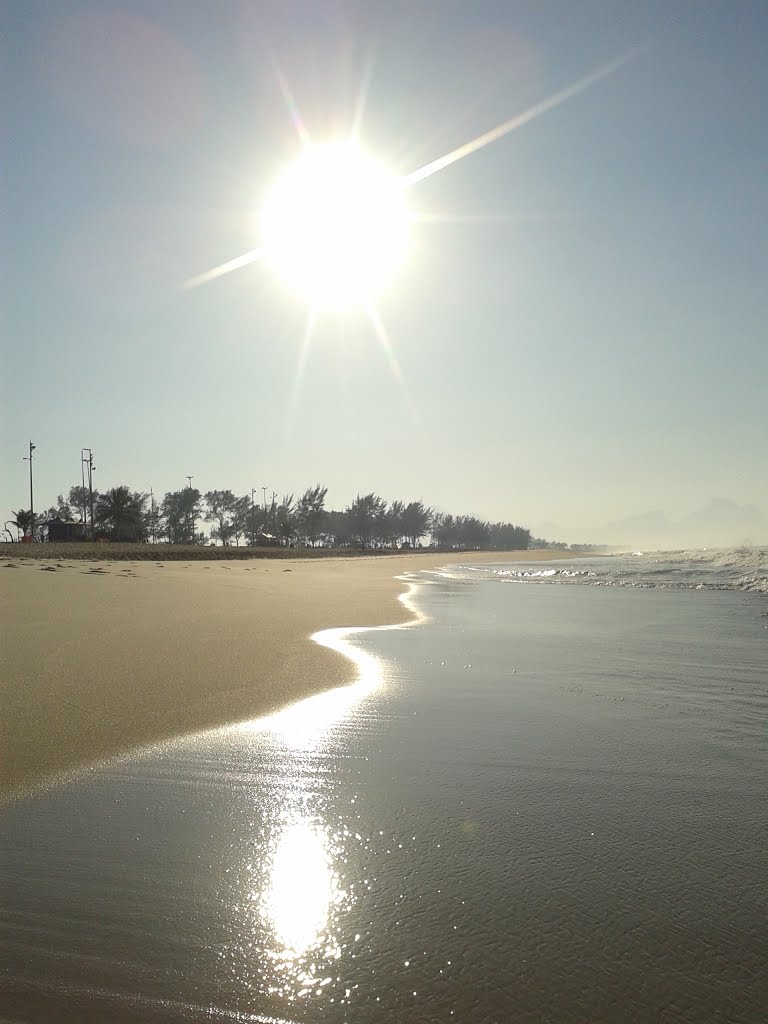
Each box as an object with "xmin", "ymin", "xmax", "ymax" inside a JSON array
[
  {"xmin": 82, "ymin": 449, "xmax": 95, "ymax": 539},
  {"xmin": 23, "ymin": 441, "xmax": 36, "ymax": 540},
  {"xmin": 80, "ymin": 449, "xmax": 88, "ymax": 526}
]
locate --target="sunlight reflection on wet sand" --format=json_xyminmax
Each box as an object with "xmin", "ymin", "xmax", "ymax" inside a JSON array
[
  {"xmin": 231, "ymin": 576, "xmax": 429, "ymax": 1003},
  {"xmin": 238, "ymin": 575, "xmax": 427, "ymax": 749}
]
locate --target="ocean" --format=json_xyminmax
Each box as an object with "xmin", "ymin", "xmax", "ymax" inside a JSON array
[{"xmin": 1, "ymin": 548, "xmax": 766, "ymax": 1023}]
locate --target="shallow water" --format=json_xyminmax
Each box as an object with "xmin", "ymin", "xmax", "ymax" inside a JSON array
[{"xmin": 1, "ymin": 575, "xmax": 766, "ymax": 1022}]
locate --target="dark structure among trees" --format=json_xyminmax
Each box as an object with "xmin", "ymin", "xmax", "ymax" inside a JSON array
[{"xmin": 45, "ymin": 518, "xmax": 87, "ymax": 543}]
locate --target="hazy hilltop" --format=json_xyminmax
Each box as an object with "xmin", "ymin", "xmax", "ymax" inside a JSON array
[{"xmin": 538, "ymin": 499, "xmax": 767, "ymax": 550}]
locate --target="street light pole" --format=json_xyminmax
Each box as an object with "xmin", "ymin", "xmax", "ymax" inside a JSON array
[
  {"xmin": 82, "ymin": 449, "xmax": 95, "ymax": 540},
  {"xmin": 88, "ymin": 452, "xmax": 95, "ymax": 539},
  {"xmin": 81, "ymin": 449, "xmax": 88, "ymax": 525},
  {"xmin": 24, "ymin": 440, "xmax": 36, "ymax": 540}
]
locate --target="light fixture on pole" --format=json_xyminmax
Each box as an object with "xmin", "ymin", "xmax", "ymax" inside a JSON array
[
  {"xmin": 82, "ymin": 449, "xmax": 95, "ymax": 539},
  {"xmin": 23, "ymin": 440, "xmax": 36, "ymax": 541},
  {"xmin": 80, "ymin": 449, "xmax": 88, "ymax": 525}
]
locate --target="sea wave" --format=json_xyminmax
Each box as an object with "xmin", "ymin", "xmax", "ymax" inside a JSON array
[{"xmin": 430, "ymin": 547, "xmax": 768, "ymax": 595}]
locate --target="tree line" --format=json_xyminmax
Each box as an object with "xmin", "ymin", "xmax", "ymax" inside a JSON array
[{"xmin": 7, "ymin": 482, "xmax": 531, "ymax": 551}]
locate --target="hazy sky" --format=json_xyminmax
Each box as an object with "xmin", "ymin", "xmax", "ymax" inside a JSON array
[{"xmin": 3, "ymin": 0, "xmax": 766, "ymax": 538}]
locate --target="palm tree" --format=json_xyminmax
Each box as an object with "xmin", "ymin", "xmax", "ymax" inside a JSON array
[
  {"xmin": 9, "ymin": 509, "xmax": 33, "ymax": 538},
  {"xmin": 95, "ymin": 487, "xmax": 147, "ymax": 542}
]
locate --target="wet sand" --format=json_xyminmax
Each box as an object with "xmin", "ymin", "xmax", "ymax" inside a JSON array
[
  {"xmin": 2, "ymin": 574, "xmax": 765, "ymax": 1021},
  {"xmin": 1, "ymin": 549, "xmax": 575, "ymax": 799}
]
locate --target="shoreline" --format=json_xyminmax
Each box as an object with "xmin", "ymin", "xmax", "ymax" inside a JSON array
[{"xmin": 1, "ymin": 549, "xmax": 586, "ymax": 801}]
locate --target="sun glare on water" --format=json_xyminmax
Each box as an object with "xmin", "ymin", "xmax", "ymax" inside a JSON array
[{"xmin": 259, "ymin": 142, "xmax": 409, "ymax": 309}]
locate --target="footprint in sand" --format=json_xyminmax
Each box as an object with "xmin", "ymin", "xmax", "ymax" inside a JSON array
[{"xmin": 40, "ymin": 566, "xmax": 57, "ymax": 572}]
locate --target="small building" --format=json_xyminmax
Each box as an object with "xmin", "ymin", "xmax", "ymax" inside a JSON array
[
  {"xmin": 254, "ymin": 532, "xmax": 280, "ymax": 547},
  {"xmin": 45, "ymin": 518, "xmax": 88, "ymax": 542}
]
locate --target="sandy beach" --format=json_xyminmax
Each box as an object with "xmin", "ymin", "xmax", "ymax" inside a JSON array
[{"xmin": 1, "ymin": 549, "xmax": 577, "ymax": 800}]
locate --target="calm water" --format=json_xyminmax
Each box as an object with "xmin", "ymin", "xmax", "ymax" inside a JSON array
[{"xmin": 1, "ymin": 566, "xmax": 767, "ymax": 1022}]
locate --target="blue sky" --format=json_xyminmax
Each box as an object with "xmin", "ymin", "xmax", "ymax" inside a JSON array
[{"xmin": 3, "ymin": 0, "xmax": 766, "ymax": 539}]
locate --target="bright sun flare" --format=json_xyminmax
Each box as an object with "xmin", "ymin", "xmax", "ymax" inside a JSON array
[{"xmin": 259, "ymin": 142, "xmax": 409, "ymax": 309}]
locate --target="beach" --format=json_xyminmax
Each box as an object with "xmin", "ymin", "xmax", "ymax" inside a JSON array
[{"xmin": 1, "ymin": 548, "xmax": 572, "ymax": 799}]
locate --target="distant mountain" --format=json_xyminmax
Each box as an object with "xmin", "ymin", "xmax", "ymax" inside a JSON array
[
  {"xmin": 535, "ymin": 499, "xmax": 767, "ymax": 550},
  {"xmin": 677, "ymin": 499, "xmax": 766, "ymax": 547},
  {"xmin": 602, "ymin": 509, "xmax": 673, "ymax": 543}
]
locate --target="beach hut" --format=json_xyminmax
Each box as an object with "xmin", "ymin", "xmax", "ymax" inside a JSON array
[{"xmin": 45, "ymin": 517, "xmax": 88, "ymax": 542}]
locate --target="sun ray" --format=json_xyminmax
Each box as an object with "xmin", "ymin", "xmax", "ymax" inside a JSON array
[
  {"xmin": 270, "ymin": 58, "xmax": 311, "ymax": 146},
  {"xmin": 365, "ymin": 303, "xmax": 420, "ymax": 426},
  {"xmin": 351, "ymin": 47, "xmax": 376, "ymax": 144},
  {"xmin": 182, "ymin": 248, "xmax": 262, "ymax": 290},
  {"xmin": 411, "ymin": 210, "xmax": 582, "ymax": 225},
  {"xmin": 404, "ymin": 44, "xmax": 648, "ymax": 186},
  {"xmin": 181, "ymin": 45, "xmax": 646, "ymax": 294},
  {"xmin": 286, "ymin": 304, "xmax": 319, "ymax": 438}
]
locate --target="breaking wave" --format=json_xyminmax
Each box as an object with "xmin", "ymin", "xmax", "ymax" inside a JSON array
[{"xmin": 430, "ymin": 546, "xmax": 768, "ymax": 595}]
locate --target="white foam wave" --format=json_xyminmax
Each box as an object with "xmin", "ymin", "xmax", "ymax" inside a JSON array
[{"xmin": 431, "ymin": 547, "xmax": 768, "ymax": 595}]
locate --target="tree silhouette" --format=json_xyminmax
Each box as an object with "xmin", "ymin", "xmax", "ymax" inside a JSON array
[
  {"xmin": 296, "ymin": 485, "xmax": 328, "ymax": 546},
  {"xmin": 231, "ymin": 496, "xmax": 251, "ymax": 546},
  {"xmin": 401, "ymin": 500, "xmax": 432, "ymax": 548},
  {"xmin": 379, "ymin": 500, "xmax": 404, "ymax": 547},
  {"xmin": 162, "ymin": 489, "xmax": 201, "ymax": 544},
  {"xmin": 275, "ymin": 495, "xmax": 296, "ymax": 546},
  {"xmin": 96, "ymin": 487, "xmax": 147, "ymax": 541},
  {"xmin": 9, "ymin": 509, "xmax": 33, "ymax": 538},
  {"xmin": 204, "ymin": 490, "xmax": 238, "ymax": 544},
  {"xmin": 68, "ymin": 484, "xmax": 98, "ymax": 525},
  {"xmin": 346, "ymin": 493, "xmax": 387, "ymax": 548},
  {"xmin": 12, "ymin": 470, "xmax": 534, "ymax": 552}
]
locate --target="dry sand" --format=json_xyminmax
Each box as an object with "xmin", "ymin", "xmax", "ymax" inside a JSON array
[{"xmin": 1, "ymin": 550, "xmax": 581, "ymax": 800}]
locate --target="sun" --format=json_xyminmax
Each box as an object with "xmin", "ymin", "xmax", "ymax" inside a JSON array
[{"xmin": 259, "ymin": 142, "xmax": 409, "ymax": 309}]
